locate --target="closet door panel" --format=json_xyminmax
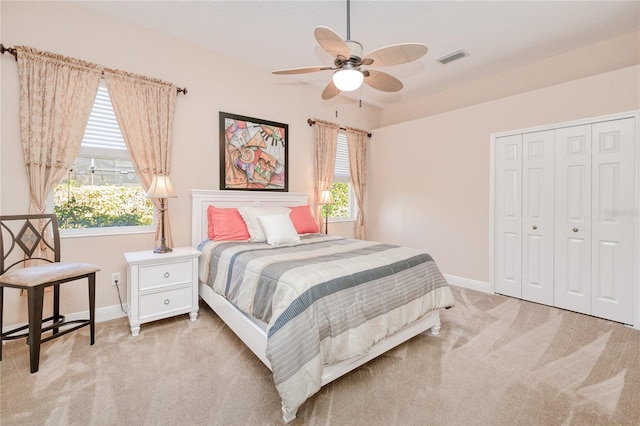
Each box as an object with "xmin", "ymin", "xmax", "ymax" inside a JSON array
[
  {"xmin": 591, "ymin": 118, "xmax": 635, "ymax": 324},
  {"xmin": 554, "ymin": 125, "xmax": 591, "ymax": 315},
  {"xmin": 494, "ymin": 135, "xmax": 522, "ymax": 298},
  {"xmin": 522, "ymin": 130, "xmax": 554, "ymax": 305}
]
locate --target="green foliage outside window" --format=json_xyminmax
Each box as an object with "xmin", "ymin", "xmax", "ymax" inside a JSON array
[
  {"xmin": 54, "ymin": 181, "xmax": 153, "ymax": 229},
  {"xmin": 326, "ymin": 182, "xmax": 351, "ymax": 218}
]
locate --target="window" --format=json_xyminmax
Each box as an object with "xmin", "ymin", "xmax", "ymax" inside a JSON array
[
  {"xmin": 53, "ymin": 84, "xmax": 153, "ymax": 234},
  {"xmin": 327, "ymin": 131, "xmax": 356, "ymax": 220}
]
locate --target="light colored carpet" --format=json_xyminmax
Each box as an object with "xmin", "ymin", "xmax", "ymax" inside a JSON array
[{"xmin": 1, "ymin": 286, "xmax": 639, "ymax": 425}]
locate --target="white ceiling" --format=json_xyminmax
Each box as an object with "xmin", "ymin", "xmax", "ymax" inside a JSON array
[{"xmin": 73, "ymin": 0, "xmax": 640, "ymax": 108}]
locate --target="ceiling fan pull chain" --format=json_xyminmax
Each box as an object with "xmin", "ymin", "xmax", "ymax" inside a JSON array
[{"xmin": 346, "ymin": 0, "xmax": 351, "ymax": 41}]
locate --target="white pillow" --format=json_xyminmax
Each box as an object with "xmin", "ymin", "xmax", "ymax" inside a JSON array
[
  {"xmin": 257, "ymin": 214, "xmax": 301, "ymax": 245},
  {"xmin": 238, "ymin": 205, "xmax": 291, "ymax": 242}
]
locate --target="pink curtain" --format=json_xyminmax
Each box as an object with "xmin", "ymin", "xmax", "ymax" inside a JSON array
[
  {"xmin": 313, "ymin": 119, "xmax": 339, "ymax": 231},
  {"xmin": 16, "ymin": 46, "xmax": 102, "ymax": 214},
  {"xmin": 103, "ymin": 69, "xmax": 177, "ymax": 248},
  {"xmin": 346, "ymin": 127, "xmax": 369, "ymax": 240}
]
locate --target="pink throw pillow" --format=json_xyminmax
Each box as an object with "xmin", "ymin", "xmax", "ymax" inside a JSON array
[
  {"xmin": 288, "ymin": 205, "xmax": 319, "ymax": 234},
  {"xmin": 207, "ymin": 205, "xmax": 251, "ymax": 241}
]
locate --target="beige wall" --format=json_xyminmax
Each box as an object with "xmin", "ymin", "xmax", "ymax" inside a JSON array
[
  {"xmin": 380, "ymin": 30, "xmax": 640, "ymax": 127},
  {"xmin": 367, "ymin": 65, "xmax": 640, "ymax": 284},
  {"xmin": 0, "ymin": 1, "xmax": 380, "ymax": 326}
]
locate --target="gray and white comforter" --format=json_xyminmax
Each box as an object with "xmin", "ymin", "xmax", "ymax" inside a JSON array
[{"xmin": 199, "ymin": 234, "xmax": 455, "ymax": 418}]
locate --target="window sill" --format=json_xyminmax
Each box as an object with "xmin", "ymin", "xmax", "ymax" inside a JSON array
[
  {"xmin": 60, "ymin": 226, "xmax": 155, "ymax": 239},
  {"xmin": 328, "ymin": 218, "xmax": 356, "ymax": 223}
]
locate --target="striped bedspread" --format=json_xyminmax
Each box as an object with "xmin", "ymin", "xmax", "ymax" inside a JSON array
[{"xmin": 199, "ymin": 234, "xmax": 455, "ymax": 417}]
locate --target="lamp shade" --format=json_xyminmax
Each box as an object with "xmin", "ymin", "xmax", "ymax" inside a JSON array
[
  {"xmin": 319, "ymin": 189, "xmax": 334, "ymax": 205},
  {"xmin": 332, "ymin": 68, "xmax": 364, "ymax": 92},
  {"xmin": 147, "ymin": 175, "xmax": 177, "ymax": 199}
]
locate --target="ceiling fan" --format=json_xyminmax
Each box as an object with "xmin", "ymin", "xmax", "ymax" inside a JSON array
[{"xmin": 272, "ymin": 0, "xmax": 428, "ymax": 100}]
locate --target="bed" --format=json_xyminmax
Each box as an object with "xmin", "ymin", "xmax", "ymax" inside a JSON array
[{"xmin": 191, "ymin": 189, "xmax": 455, "ymax": 422}]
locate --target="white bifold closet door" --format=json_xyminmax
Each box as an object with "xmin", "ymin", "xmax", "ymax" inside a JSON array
[
  {"xmin": 494, "ymin": 134, "xmax": 522, "ymax": 299},
  {"xmin": 494, "ymin": 115, "xmax": 636, "ymax": 325},
  {"xmin": 555, "ymin": 119, "xmax": 635, "ymax": 324},
  {"xmin": 522, "ymin": 130, "xmax": 554, "ymax": 306},
  {"xmin": 494, "ymin": 131, "xmax": 554, "ymax": 305},
  {"xmin": 554, "ymin": 124, "xmax": 592, "ymax": 315},
  {"xmin": 590, "ymin": 118, "xmax": 635, "ymax": 324}
]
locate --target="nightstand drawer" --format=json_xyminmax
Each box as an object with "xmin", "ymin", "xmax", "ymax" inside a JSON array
[
  {"xmin": 139, "ymin": 260, "xmax": 192, "ymax": 291},
  {"xmin": 139, "ymin": 285, "xmax": 193, "ymax": 320}
]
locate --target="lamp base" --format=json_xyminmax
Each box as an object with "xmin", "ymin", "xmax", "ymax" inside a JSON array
[
  {"xmin": 324, "ymin": 208, "xmax": 329, "ymax": 234},
  {"xmin": 154, "ymin": 202, "xmax": 172, "ymax": 253},
  {"xmin": 153, "ymin": 242, "xmax": 173, "ymax": 254}
]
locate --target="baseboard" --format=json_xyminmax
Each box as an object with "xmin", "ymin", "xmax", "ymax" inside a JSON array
[
  {"xmin": 443, "ymin": 274, "xmax": 492, "ymax": 294},
  {"xmin": 69, "ymin": 304, "xmax": 129, "ymax": 323},
  {"xmin": 2, "ymin": 304, "xmax": 128, "ymax": 334}
]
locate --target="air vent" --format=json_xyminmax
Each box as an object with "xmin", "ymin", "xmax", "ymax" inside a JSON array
[{"xmin": 435, "ymin": 49, "xmax": 467, "ymax": 65}]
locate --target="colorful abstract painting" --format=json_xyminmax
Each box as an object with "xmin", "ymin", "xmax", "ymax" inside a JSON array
[{"xmin": 219, "ymin": 112, "xmax": 288, "ymax": 191}]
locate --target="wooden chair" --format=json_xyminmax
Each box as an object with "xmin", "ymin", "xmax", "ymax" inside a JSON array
[{"xmin": 0, "ymin": 214, "xmax": 99, "ymax": 373}]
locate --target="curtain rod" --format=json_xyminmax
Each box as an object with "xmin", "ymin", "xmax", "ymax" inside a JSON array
[
  {"xmin": 307, "ymin": 118, "xmax": 372, "ymax": 138},
  {"xmin": 1, "ymin": 43, "xmax": 187, "ymax": 95}
]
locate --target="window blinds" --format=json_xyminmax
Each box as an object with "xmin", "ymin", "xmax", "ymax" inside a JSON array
[
  {"xmin": 333, "ymin": 131, "xmax": 350, "ymax": 183},
  {"xmin": 79, "ymin": 84, "xmax": 128, "ymax": 160}
]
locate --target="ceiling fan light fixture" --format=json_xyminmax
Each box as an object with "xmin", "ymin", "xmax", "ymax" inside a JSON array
[
  {"xmin": 273, "ymin": 1, "xmax": 427, "ymax": 100},
  {"xmin": 332, "ymin": 68, "xmax": 363, "ymax": 91}
]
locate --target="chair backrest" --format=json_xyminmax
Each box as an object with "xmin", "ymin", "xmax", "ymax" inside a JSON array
[{"xmin": 0, "ymin": 214, "xmax": 61, "ymax": 275}]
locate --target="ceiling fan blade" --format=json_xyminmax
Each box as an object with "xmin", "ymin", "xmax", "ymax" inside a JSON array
[
  {"xmin": 315, "ymin": 26, "xmax": 350, "ymax": 59},
  {"xmin": 364, "ymin": 43, "xmax": 428, "ymax": 67},
  {"xmin": 321, "ymin": 80, "xmax": 341, "ymax": 100},
  {"xmin": 272, "ymin": 66, "xmax": 332, "ymax": 75},
  {"xmin": 363, "ymin": 69, "xmax": 403, "ymax": 92}
]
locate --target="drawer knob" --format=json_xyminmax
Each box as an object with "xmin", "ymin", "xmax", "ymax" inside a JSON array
[
  {"xmin": 572, "ymin": 227, "xmax": 579, "ymax": 233},
  {"xmin": 532, "ymin": 225, "xmax": 537, "ymax": 230},
  {"xmin": 164, "ymin": 272, "xmax": 170, "ymax": 278},
  {"xmin": 164, "ymin": 299, "xmax": 170, "ymax": 305}
]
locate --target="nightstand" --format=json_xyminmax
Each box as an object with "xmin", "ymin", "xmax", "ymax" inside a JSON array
[{"xmin": 124, "ymin": 247, "xmax": 200, "ymax": 336}]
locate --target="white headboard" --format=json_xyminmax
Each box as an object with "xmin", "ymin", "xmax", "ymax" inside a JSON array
[{"xmin": 191, "ymin": 189, "xmax": 310, "ymax": 247}]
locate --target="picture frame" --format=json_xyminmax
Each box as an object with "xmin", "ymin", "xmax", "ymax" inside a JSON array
[{"xmin": 219, "ymin": 111, "xmax": 288, "ymax": 191}]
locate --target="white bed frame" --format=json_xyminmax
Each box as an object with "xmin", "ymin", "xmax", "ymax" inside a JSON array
[{"xmin": 191, "ymin": 189, "xmax": 441, "ymax": 422}]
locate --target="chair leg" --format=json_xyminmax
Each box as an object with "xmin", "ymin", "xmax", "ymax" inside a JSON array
[
  {"xmin": 0, "ymin": 286, "xmax": 4, "ymax": 362},
  {"xmin": 88, "ymin": 273, "xmax": 96, "ymax": 346},
  {"xmin": 53, "ymin": 284, "xmax": 61, "ymax": 335},
  {"xmin": 27, "ymin": 286, "xmax": 45, "ymax": 373}
]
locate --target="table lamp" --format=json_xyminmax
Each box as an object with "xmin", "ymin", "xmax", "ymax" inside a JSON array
[
  {"xmin": 319, "ymin": 189, "xmax": 334, "ymax": 234},
  {"xmin": 147, "ymin": 175, "xmax": 177, "ymax": 253}
]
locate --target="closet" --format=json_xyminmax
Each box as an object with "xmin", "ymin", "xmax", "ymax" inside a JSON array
[{"xmin": 491, "ymin": 111, "xmax": 638, "ymax": 326}]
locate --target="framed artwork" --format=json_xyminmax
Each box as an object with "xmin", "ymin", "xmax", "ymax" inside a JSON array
[{"xmin": 219, "ymin": 111, "xmax": 288, "ymax": 191}]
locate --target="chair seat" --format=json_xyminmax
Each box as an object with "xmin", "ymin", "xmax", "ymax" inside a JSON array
[{"xmin": 0, "ymin": 262, "xmax": 100, "ymax": 287}]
